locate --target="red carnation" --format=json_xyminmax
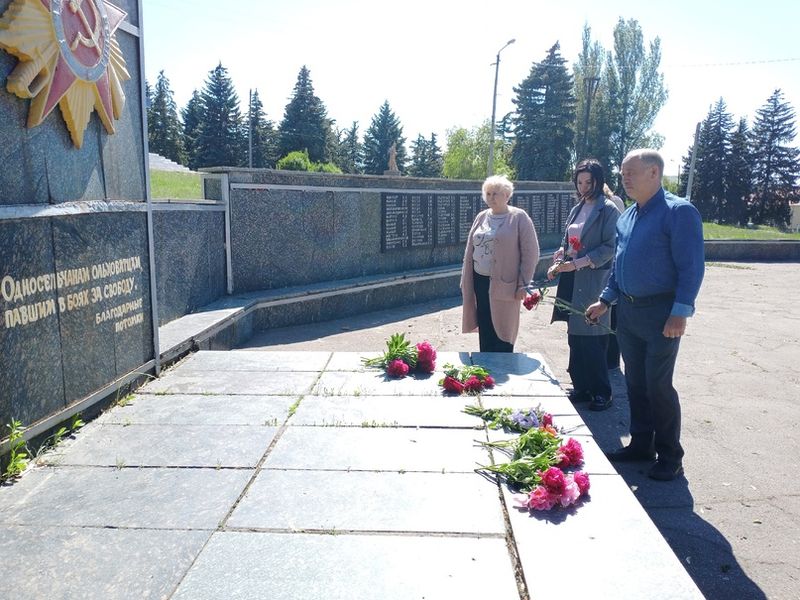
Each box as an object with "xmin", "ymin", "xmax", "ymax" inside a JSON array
[
  {"xmin": 386, "ymin": 359, "xmax": 410, "ymax": 378},
  {"xmin": 463, "ymin": 375, "xmax": 483, "ymax": 394},
  {"xmin": 523, "ymin": 290, "xmax": 542, "ymax": 311},
  {"xmin": 442, "ymin": 375, "xmax": 465, "ymax": 394},
  {"xmin": 569, "ymin": 236, "xmax": 582, "ymax": 252},
  {"xmin": 541, "ymin": 413, "xmax": 553, "ymax": 427},
  {"xmin": 482, "ymin": 375, "xmax": 495, "ymax": 388}
]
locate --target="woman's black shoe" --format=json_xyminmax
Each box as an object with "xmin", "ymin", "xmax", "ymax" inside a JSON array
[
  {"xmin": 588, "ymin": 395, "xmax": 613, "ymax": 411},
  {"xmin": 567, "ymin": 389, "xmax": 592, "ymax": 403}
]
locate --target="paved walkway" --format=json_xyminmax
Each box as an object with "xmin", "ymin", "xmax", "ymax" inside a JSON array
[
  {"xmin": 0, "ymin": 348, "xmax": 701, "ymax": 599},
  {"xmin": 243, "ymin": 261, "xmax": 800, "ymax": 600}
]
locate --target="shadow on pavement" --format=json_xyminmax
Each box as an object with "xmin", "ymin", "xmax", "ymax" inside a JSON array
[{"xmin": 578, "ymin": 382, "xmax": 767, "ymax": 600}]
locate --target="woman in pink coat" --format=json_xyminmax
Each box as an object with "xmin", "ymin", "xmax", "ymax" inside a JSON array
[{"xmin": 461, "ymin": 175, "xmax": 539, "ymax": 352}]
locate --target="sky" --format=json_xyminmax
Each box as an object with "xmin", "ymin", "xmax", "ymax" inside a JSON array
[{"xmin": 141, "ymin": 0, "xmax": 800, "ymax": 178}]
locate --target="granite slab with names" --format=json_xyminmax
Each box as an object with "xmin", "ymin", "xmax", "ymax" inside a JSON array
[{"xmin": 0, "ymin": 350, "xmax": 702, "ymax": 599}]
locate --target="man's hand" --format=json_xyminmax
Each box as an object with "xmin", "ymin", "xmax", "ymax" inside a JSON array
[
  {"xmin": 584, "ymin": 301, "xmax": 608, "ymax": 325},
  {"xmin": 663, "ymin": 315, "xmax": 687, "ymax": 338}
]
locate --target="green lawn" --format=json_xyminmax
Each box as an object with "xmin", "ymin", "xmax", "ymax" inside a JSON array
[
  {"xmin": 702, "ymin": 222, "xmax": 800, "ymax": 240},
  {"xmin": 149, "ymin": 170, "xmax": 202, "ymax": 200}
]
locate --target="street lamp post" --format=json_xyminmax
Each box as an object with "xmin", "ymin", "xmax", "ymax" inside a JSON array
[{"xmin": 487, "ymin": 38, "xmax": 515, "ymax": 176}]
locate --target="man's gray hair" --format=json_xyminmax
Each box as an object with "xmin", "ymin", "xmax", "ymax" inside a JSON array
[{"xmin": 625, "ymin": 149, "xmax": 664, "ymax": 176}]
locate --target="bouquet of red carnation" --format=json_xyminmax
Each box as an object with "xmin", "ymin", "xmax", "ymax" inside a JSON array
[
  {"xmin": 523, "ymin": 287, "xmax": 547, "ymax": 311},
  {"xmin": 439, "ymin": 363, "xmax": 495, "ymax": 395},
  {"xmin": 362, "ymin": 333, "xmax": 437, "ymax": 379}
]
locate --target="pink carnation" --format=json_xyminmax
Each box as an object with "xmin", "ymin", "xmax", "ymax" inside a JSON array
[
  {"xmin": 540, "ymin": 466, "xmax": 566, "ymax": 495},
  {"xmin": 386, "ymin": 359, "xmax": 410, "ymax": 378},
  {"xmin": 416, "ymin": 341, "xmax": 437, "ymax": 365},
  {"xmin": 573, "ymin": 471, "xmax": 591, "ymax": 496},
  {"xmin": 527, "ymin": 485, "xmax": 558, "ymax": 511},
  {"xmin": 541, "ymin": 413, "xmax": 553, "ymax": 427},
  {"xmin": 442, "ymin": 375, "xmax": 465, "ymax": 394},
  {"xmin": 482, "ymin": 375, "xmax": 495, "ymax": 388},
  {"xmin": 558, "ymin": 438, "xmax": 584, "ymax": 468},
  {"xmin": 558, "ymin": 479, "xmax": 581, "ymax": 507},
  {"xmin": 463, "ymin": 375, "xmax": 483, "ymax": 394}
]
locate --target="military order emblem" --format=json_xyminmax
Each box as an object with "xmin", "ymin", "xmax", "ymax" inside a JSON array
[{"xmin": 0, "ymin": 0, "xmax": 130, "ymax": 148}]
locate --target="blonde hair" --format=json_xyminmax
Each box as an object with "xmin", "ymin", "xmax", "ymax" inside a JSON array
[
  {"xmin": 603, "ymin": 183, "xmax": 614, "ymax": 198},
  {"xmin": 482, "ymin": 175, "xmax": 514, "ymax": 198}
]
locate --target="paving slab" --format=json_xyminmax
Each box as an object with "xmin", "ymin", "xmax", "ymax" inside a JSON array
[
  {"xmin": 265, "ymin": 426, "xmax": 491, "ymax": 472},
  {"xmin": 471, "ymin": 351, "xmax": 554, "ymax": 381},
  {"xmin": 506, "ymin": 473, "xmax": 704, "ymax": 599},
  {"xmin": 172, "ymin": 531, "xmax": 519, "ymax": 600},
  {"xmin": 0, "ymin": 525, "xmax": 210, "ymax": 600},
  {"xmin": 40, "ymin": 424, "xmax": 277, "ymax": 468},
  {"xmin": 326, "ymin": 350, "xmax": 471, "ymax": 372},
  {"xmin": 478, "ymin": 393, "xmax": 578, "ymax": 416},
  {"xmin": 289, "ymin": 394, "xmax": 482, "ymax": 428},
  {"xmin": 228, "ymin": 469, "xmax": 505, "ymax": 534},
  {"xmin": 95, "ymin": 393, "xmax": 296, "ymax": 426},
  {"xmin": 0, "ymin": 466, "xmax": 250, "ymax": 529},
  {"xmin": 313, "ymin": 370, "xmax": 443, "ymax": 396},
  {"xmin": 181, "ymin": 349, "xmax": 331, "ymax": 372},
  {"xmin": 140, "ymin": 370, "xmax": 319, "ymax": 395}
]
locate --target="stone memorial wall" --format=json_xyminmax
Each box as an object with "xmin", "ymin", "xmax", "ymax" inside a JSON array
[
  {"xmin": 0, "ymin": 0, "xmax": 153, "ymax": 432},
  {"xmin": 201, "ymin": 169, "xmax": 574, "ymax": 295}
]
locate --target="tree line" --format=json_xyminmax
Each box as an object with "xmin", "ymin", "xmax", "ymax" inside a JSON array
[
  {"xmin": 146, "ymin": 17, "xmax": 798, "ymax": 227},
  {"xmin": 677, "ymin": 91, "xmax": 799, "ymax": 227}
]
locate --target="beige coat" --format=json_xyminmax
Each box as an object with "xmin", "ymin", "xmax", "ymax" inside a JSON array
[{"xmin": 461, "ymin": 206, "xmax": 539, "ymax": 344}]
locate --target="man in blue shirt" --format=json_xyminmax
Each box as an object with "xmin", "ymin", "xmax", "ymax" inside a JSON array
[{"xmin": 585, "ymin": 149, "xmax": 704, "ymax": 481}]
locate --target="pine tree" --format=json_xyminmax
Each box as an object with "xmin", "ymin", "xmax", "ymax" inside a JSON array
[
  {"xmin": 245, "ymin": 89, "xmax": 278, "ymax": 168},
  {"xmin": 194, "ymin": 63, "xmax": 244, "ymax": 168},
  {"xmin": 725, "ymin": 118, "xmax": 753, "ymax": 226},
  {"xmin": 409, "ymin": 133, "xmax": 444, "ymax": 177},
  {"xmin": 181, "ymin": 90, "xmax": 204, "ymax": 170},
  {"xmin": 693, "ymin": 99, "xmax": 734, "ymax": 221},
  {"xmin": 512, "ymin": 42, "xmax": 576, "ymax": 181},
  {"xmin": 337, "ymin": 122, "xmax": 363, "ymax": 174},
  {"xmin": 749, "ymin": 89, "xmax": 800, "ymax": 226},
  {"xmin": 605, "ymin": 19, "xmax": 668, "ymax": 188},
  {"xmin": 362, "ymin": 101, "xmax": 407, "ymax": 175},
  {"xmin": 147, "ymin": 71, "xmax": 186, "ymax": 165},
  {"xmin": 278, "ymin": 66, "xmax": 332, "ymax": 163}
]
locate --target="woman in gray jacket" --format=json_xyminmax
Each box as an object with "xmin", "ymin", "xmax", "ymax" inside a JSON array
[{"xmin": 547, "ymin": 159, "xmax": 620, "ymax": 410}]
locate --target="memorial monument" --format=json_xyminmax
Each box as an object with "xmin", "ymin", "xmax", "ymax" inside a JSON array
[{"xmin": 0, "ymin": 0, "xmax": 154, "ymax": 438}]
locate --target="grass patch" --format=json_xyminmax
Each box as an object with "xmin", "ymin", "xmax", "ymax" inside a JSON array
[
  {"xmin": 703, "ymin": 222, "xmax": 800, "ymax": 240},
  {"xmin": 150, "ymin": 170, "xmax": 202, "ymax": 200}
]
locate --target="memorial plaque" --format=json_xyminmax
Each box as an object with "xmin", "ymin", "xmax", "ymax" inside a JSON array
[
  {"xmin": 546, "ymin": 194, "xmax": 559, "ymax": 235},
  {"xmin": 560, "ymin": 193, "xmax": 573, "ymax": 230},
  {"xmin": 458, "ymin": 194, "xmax": 481, "ymax": 243},
  {"xmin": 512, "ymin": 194, "xmax": 531, "ymax": 215},
  {"xmin": 381, "ymin": 194, "xmax": 410, "ymax": 251},
  {"xmin": 434, "ymin": 194, "xmax": 458, "ymax": 246},
  {"xmin": 528, "ymin": 193, "xmax": 546, "ymax": 233},
  {"xmin": 410, "ymin": 194, "xmax": 434, "ymax": 248}
]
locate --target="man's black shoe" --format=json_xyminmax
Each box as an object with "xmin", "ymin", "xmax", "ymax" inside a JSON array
[
  {"xmin": 588, "ymin": 395, "xmax": 612, "ymax": 411},
  {"xmin": 605, "ymin": 444, "xmax": 656, "ymax": 462},
  {"xmin": 567, "ymin": 389, "xmax": 592, "ymax": 403},
  {"xmin": 648, "ymin": 461, "xmax": 684, "ymax": 481}
]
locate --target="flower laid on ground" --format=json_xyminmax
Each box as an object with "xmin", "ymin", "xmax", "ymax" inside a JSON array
[
  {"xmin": 416, "ymin": 341, "xmax": 437, "ymax": 373},
  {"xmin": 439, "ymin": 363, "xmax": 494, "ymax": 395},
  {"xmin": 361, "ymin": 333, "xmax": 437, "ymax": 378},
  {"xmin": 569, "ymin": 236, "xmax": 582, "ymax": 253},
  {"xmin": 463, "ymin": 404, "xmax": 555, "ymax": 434},
  {"xmin": 476, "ymin": 412, "xmax": 590, "ymax": 511}
]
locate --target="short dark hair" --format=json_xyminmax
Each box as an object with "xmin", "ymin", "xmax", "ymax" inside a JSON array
[{"xmin": 572, "ymin": 158, "xmax": 605, "ymax": 198}]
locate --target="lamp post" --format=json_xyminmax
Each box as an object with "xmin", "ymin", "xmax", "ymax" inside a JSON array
[
  {"xmin": 487, "ymin": 38, "xmax": 515, "ymax": 176},
  {"xmin": 580, "ymin": 76, "xmax": 600, "ymax": 160}
]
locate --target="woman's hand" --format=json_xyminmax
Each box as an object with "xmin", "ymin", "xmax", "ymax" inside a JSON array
[
  {"xmin": 546, "ymin": 263, "xmax": 560, "ymax": 280},
  {"xmin": 558, "ymin": 261, "xmax": 577, "ymax": 273},
  {"xmin": 515, "ymin": 287, "xmax": 527, "ymax": 301}
]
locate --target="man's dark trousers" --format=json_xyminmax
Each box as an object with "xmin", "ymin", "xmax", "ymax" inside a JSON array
[{"xmin": 616, "ymin": 294, "xmax": 684, "ymax": 465}]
